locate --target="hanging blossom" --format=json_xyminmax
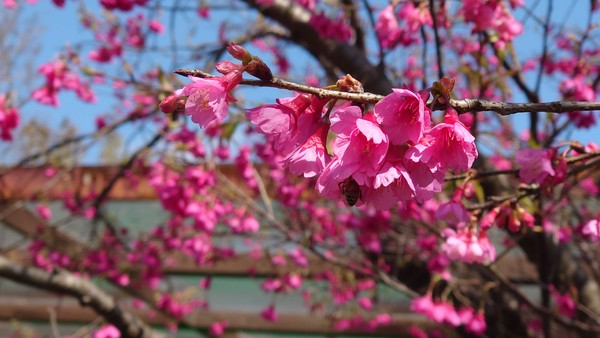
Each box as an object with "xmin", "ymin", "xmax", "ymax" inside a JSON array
[
  {"xmin": 410, "ymin": 294, "xmax": 487, "ymax": 335},
  {"xmin": 0, "ymin": 94, "xmax": 19, "ymax": 141},
  {"xmin": 441, "ymin": 227, "xmax": 496, "ymax": 264}
]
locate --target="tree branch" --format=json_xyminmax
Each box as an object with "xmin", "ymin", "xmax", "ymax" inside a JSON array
[
  {"xmin": 175, "ymin": 68, "xmax": 600, "ymax": 114},
  {"xmin": 0, "ymin": 255, "xmax": 166, "ymax": 338},
  {"xmin": 241, "ymin": 0, "xmax": 393, "ymax": 95}
]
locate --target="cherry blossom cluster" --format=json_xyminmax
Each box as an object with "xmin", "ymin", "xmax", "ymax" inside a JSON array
[
  {"xmin": 83, "ymin": 12, "xmax": 163, "ymax": 63},
  {"xmin": 161, "ymin": 45, "xmax": 478, "ymax": 209},
  {"xmin": 31, "ymin": 60, "xmax": 96, "ymax": 106},
  {"xmin": 411, "ymin": 293, "xmax": 486, "ymax": 335},
  {"xmin": 255, "ymin": 0, "xmax": 352, "ymax": 42},
  {"xmin": 375, "ymin": 2, "xmax": 433, "ymax": 49},
  {"xmin": 374, "ymin": 1, "xmax": 522, "ymax": 51}
]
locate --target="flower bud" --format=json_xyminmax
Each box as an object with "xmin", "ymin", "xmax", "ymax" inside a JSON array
[
  {"xmin": 159, "ymin": 94, "xmax": 184, "ymax": 114},
  {"xmin": 226, "ymin": 42, "xmax": 252, "ymax": 63},
  {"xmin": 215, "ymin": 61, "xmax": 243, "ymax": 75},
  {"xmin": 245, "ymin": 56, "xmax": 273, "ymax": 82},
  {"xmin": 336, "ymin": 74, "xmax": 363, "ymax": 93}
]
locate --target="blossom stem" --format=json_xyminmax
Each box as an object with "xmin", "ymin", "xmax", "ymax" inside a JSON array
[{"xmin": 175, "ymin": 68, "xmax": 600, "ymax": 114}]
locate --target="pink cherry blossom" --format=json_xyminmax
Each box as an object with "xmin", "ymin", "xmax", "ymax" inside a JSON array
[
  {"xmin": 328, "ymin": 106, "xmax": 389, "ymax": 182},
  {"xmin": 92, "ymin": 325, "xmax": 120, "ymax": 338},
  {"xmin": 358, "ymin": 297, "xmax": 373, "ymax": 311},
  {"xmin": 178, "ymin": 71, "xmax": 242, "ymax": 127},
  {"xmin": 309, "ymin": 13, "xmax": 353, "ymax": 42},
  {"xmin": 516, "ymin": 148, "xmax": 556, "ymax": 184},
  {"xmin": 548, "ymin": 284, "xmax": 576, "ymax": 318},
  {"xmin": 464, "ymin": 310, "xmax": 487, "ymax": 335},
  {"xmin": 36, "ymin": 204, "xmax": 52, "ymax": 221},
  {"xmin": 582, "ymin": 218, "xmax": 600, "ymax": 242},
  {"xmin": 99, "ymin": 0, "xmax": 148, "ymax": 11},
  {"xmin": 209, "ymin": 321, "xmax": 228, "ymax": 336},
  {"xmin": 247, "ymin": 93, "xmax": 320, "ymax": 156},
  {"xmin": 375, "ymin": 5, "xmax": 401, "ymax": 49},
  {"xmin": 399, "ymin": 2, "xmax": 432, "ymax": 33},
  {"xmin": 281, "ymin": 121, "xmax": 331, "ymax": 178},
  {"xmin": 366, "ymin": 149, "xmax": 416, "ymax": 209},
  {"xmin": 442, "ymin": 228, "xmax": 495, "ymax": 264},
  {"xmin": 261, "ymin": 304, "xmax": 278, "ymax": 321},
  {"xmin": 436, "ymin": 201, "xmax": 470, "ymax": 228},
  {"xmin": 374, "ymin": 88, "xmax": 427, "ymax": 145},
  {"xmin": 148, "ymin": 19, "xmax": 164, "ymax": 34},
  {"xmin": 409, "ymin": 110, "xmax": 477, "ymax": 172}
]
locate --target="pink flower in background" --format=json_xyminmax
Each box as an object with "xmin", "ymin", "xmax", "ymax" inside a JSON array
[
  {"xmin": 582, "ymin": 218, "xmax": 600, "ymax": 242},
  {"xmin": 92, "ymin": 325, "xmax": 120, "ymax": 338},
  {"xmin": 463, "ymin": 310, "xmax": 487, "ymax": 335},
  {"xmin": 289, "ymin": 247, "xmax": 308, "ymax": 267},
  {"xmin": 261, "ymin": 305, "xmax": 278, "ymax": 321},
  {"xmin": 0, "ymin": 94, "xmax": 19, "ymax": 141},
  {"xmin": 375, "ymin": 5, "xmax": 401, "ymax": 49},
  {"xmin": 99, "ymin": 0, "xmax": 148, "ymax": 11},
  {"xmin": 462, "ymin": 0, "xmax": 522, "ymax": 48},
  {"xmin": 36, "ymin": 204, "xmax": 52, "ymax": 221},
  {"xmin": 436, "ymin": 201, "xmax": 470, "ymax": 228},
  {"xmin": 358, "ymin": 297, "xmax": 373, "ymax": 310},
  {"xmin": 309, "ymin": 13, "xmax": 353, "ymax": 42},
  {"xmin": 32, "ymin": 60, "xmax": 96, "ymax": 106},
  {"xmin": 148, "ymin": 19, "xmax": 164, "ymax": 34},
  {"xmin": 548, "ymin": 285, "xmax": 576, "ymax": 318},
  {"xmin": 3, "ymin": 0, "xmax": 16, "ymax": 8},
  {"xmin": 178, "ymin": 71, "xmax": 242, "ymax": 127},
  {"xmin": 560, "ymin": 76, "xmax": 597, "ymax": 128},
  {"xmin": 442, "ymin": 228, "xmax": 495, "ymax": 264},
  {"xmin": 399, "ymin": 2, "xmax": 432, "ymax": 33},
  {"xmin": 516, "ymin": 148, "xmax": 556, "ymax": 184},
  {"xmin": 209, "ymin": 321, "xmax": 228, "ymax": 336},
  {"xmin": 374, "ymin": 88, "xmax": 427, "ymax": 145}
]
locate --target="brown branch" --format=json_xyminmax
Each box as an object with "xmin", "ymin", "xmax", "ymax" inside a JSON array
[
  {"xmin": 428, "ymin": 0, "xmax": 444, "ymax": 79},
  {"xmin": 175, "ymin": 68, "xmax": 600, "ymax": 114},
  {"xmin": 0, "ymin": 255, "xmax": 166, "ymax": 338},
  {"xmin": 241, "ymin": 0, "xmax": 393, "ymax": 95}
]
